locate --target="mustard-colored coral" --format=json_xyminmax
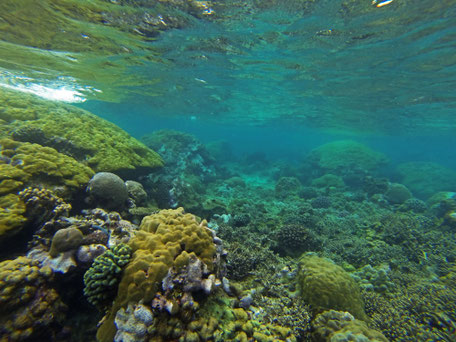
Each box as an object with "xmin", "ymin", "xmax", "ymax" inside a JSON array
[
  {"xmin": 0, "ymin": 138, "xmax": 94, "ymax": 193},
  {"xmin": 2, "ymin": 88, "xmax": 163, "ymax": 176},
  {"xmin": 297, "ymin": 255, "xmax": 368, "ymax": 321},
  {"xmin": 148, "ymin": 295, "xmax": 296, "ymax": 342},
  {"xmin": 0, "ymin": 256, "xmax": 66, "ymax": 341},
  {"xmin": 97, "ymin": 207, "xmax": 216, "ymax": 342},
  {"xmin": 0, "ymin": 194, "xmax": 26, "ymax": 242}
]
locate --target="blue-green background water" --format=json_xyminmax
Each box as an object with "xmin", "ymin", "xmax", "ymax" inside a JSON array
[{"xmin": 71, "ymin": 0, "xmax": 456, "ymax": 171}]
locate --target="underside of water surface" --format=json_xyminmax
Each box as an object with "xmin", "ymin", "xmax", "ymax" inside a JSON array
[{"xmin": 1, "ymin": 0, "xmax": 455, "ymax": 133}]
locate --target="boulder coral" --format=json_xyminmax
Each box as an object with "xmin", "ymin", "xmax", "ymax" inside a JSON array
[
  {"xmin": 396, "ymin": 161, "xmax": 456, "ymax": 200},
  {"xmin": 96, "ymin": 207, "xmax": 217, "ymax": 341},
  {"xmin": 0, "ymin": 256, "xmax": 66, "ymax": 340},
  {"xmin": 308, "ymin": 140, "xmax": 388, "ymax": 174},
  {"xmin": 297, "ymin": 255, "xmax": 368, "ymax": 321},
  {"xmin": 312, "ymin": 310, "xmax": 388, "ymax": 342}
]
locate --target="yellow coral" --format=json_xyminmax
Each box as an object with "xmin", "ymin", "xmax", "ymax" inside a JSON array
[
  {"xmin": 0, "ymin": 194, "xmax": 26, "ymax": 241},
  {"xmin": 97, "ymin": 207, "xmax": 216, "ymax": 342},
  {"xmin": 297, "ymin": 255, "xmax": 368, "ymax": 321},
  {"xmin": 0, "ymin": 256, "xmax": 65, "ymax": 341},
  {"xmin": 0, "ymin": 138, "xmax": 94, "ymax": 195}
]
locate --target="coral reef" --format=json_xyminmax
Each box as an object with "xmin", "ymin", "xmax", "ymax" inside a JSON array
[
  {"xmin": 0, "ymin": 194, "xmax": 26, "ymax": 242},
  {"xmin": 364, "ymin": 273, "xmax": 456, "ymax": 341},
  {"xmin": 275, "ymin": 176, "xmax": 302, "ymax": 198},
  {"xmin": 297, "ymin": 254, "xmax": 368, "ymax": 321},
  {"xmin": 0, "ymin": 138, "xmax": 94, "ymax": 196},
  {"xmin": 83, "ymin": 243, "xmax": 132, "ymax": 308},
  {"xmin": 312, "ymin": 310, "xmax": 388, "ymax": 342},
  {"xmin": 307, "ymin": 140, "xmax": 389, "ymax": 174},
  {"xmin": 49, "ymin": 227, "xmax": 84, "ymax": 258},
  {"xmin": 275, "ymin": 224, "xmax": 319, "ymax": 257},
  {"xmin": 0, "ymin": 256, "xmax": 66, "ymax": 340},
  {"xmin": 396, "ymin": 161, "xmax": 456, "ymax": 200},
  {"xmin": 385, "ymin": 183, "xmax": 412, "ymax": 204},
  {"xmin": 96, "ymin": 207, "xmax": 220, "ymax": 341},
  {"xmin": 351, "ymin": 264, "xmax": 395, "ymax": 293},
  {"xmin": 19, "ymin": 187, "xmax": 71, "ymax": 225},
  {"xmin": 2, "ymin": 89, "xmax": 163, "ymax": 177}
]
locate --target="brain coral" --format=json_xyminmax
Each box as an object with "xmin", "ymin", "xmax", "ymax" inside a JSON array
[
  {"xmin": 97, "ymin": 207, "xmax": 217, "ymax": 342},
  {"xmin": 1, "ymin": 87, "xmax": 163, "ymax": 178},
  {"xmin": 297, "ymin": 255, "xmax": 368, "ymax": 321}
]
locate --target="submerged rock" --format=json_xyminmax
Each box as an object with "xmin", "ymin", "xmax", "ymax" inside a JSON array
[{"xmin": 87, "ymin": 172, "xmax": 129, "ymax": 211}]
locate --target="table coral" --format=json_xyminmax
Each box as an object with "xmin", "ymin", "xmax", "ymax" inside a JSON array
[{"xmin": 0, "ymin": 256, "xmax": 66, "ymax": 341}]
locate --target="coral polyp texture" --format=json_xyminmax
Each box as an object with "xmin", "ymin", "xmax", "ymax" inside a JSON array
[
  {"xmin": 1, "ymin": 87, "xmax": 163, "ymax": 178},
  {"xmin": 0, "ymin": 256, "xmax": 66, "ymax": 340},
  {"xmin": 96, "ymin": 207, "xmax": 217, "ymax": 341},
  {"xmin": 0, "ymin": 138, "xmax": 94, "ymax": 195},
  {"xmin": 297, "ymin": 254, "xmax": 368, "ymax": 321},
  {"xmin": 83, "ymin": 243, "xmax": 132, "ymax": 308}
]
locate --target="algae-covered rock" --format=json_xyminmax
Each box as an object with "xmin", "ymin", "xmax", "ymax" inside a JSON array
[
  {"xmin": 308, "ymin": 140, "xmax": 388, "ymax": 173},
  {"xmin": 297, "ymin": 255, "xmax": 368, "ymax": 321},
  {"xmin": 1, "ymin": 88, "xmax": 163, "ymax": 178}
]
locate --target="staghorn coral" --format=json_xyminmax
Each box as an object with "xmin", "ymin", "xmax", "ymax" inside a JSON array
[
  {"xmin": 275, "ymin": 224, "xmax": 319, "ymax": 257},
  {"xmin": 83, "ymin": 243, "xmax": 132, "ymax": 308},
  {"xmin": 363, "ymin": 274, "xmax": 456, "ymax": 341},
  {"xmin": 0, "ymin": 256, "xmax": 66, "ymax": 341}
]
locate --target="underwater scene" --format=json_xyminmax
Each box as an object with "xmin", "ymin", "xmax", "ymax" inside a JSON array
[{"xmin": 1, "ymin": 0, "xmax": 456, "ymax": 341}]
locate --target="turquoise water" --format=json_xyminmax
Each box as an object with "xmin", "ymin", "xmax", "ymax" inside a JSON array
[{"xmin": 2, "ymin": 1, "xmax": 456, "ymax": 341}]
